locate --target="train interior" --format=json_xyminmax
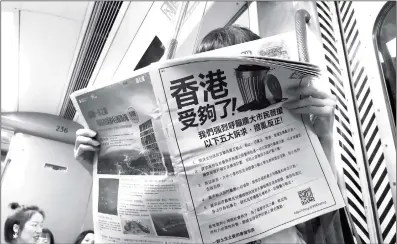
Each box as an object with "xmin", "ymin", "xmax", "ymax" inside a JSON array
[{"xmin": 1, "ymin": 1, "xmax": 396, "ymax": 244}]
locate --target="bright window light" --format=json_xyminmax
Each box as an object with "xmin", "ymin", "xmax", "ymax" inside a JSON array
[
  {"xmin": 379, "ymin": 51, "xmax": 384, "ymax": 63},
  {"xmin": 233, "ymin": 9, "xmax": 250, "ymax": 29},
  {"xmin": 386, "ymin": 37, "xmax": 396, "ymax": 58},
  {"xmin": 1, "ymin": 11, "xmax": 19, "ymax": 112}
]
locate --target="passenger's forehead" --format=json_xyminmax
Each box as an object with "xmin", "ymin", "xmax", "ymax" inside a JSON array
[{"xmin": 28, "ymin": 212, "xmax": 44, "ymax": 222}]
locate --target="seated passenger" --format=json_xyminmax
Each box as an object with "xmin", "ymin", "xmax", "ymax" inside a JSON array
[
  {"xmin": 40, "ymin": 228, "xmax": 55, "ymax": 244},
  {"xmin": 74, "ymin": 230, "xmax": 94, "ymax": 244}
]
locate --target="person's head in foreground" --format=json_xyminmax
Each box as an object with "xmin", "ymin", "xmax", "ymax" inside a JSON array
[
  {"xmin": 4, "ymin": 202, "xmax": 45, "ymax": 244},
  {"xmin": 195, "ymin": 25, "xmax": 260, "ymax": 53},
  {"xmin": 40, "ymin": 228, "xmax": 55, "ymax": 244},
  {"xmin": 74, "ymin": 230, "xmax": 94, "ymax": 244}
]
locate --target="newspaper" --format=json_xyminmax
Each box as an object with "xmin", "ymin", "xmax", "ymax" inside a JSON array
[{"xmin": 71, "ymin": 50, "xmax": 344, "ymax": 244}]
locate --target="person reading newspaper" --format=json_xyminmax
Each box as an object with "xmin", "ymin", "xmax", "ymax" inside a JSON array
[{"xmin": 74, "ymin": 26, "xmax": 339, "ymax": 244}]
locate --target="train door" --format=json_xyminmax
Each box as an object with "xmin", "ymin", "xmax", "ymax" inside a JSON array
[{"xmin": 337, "ymin": 2, "xmax": 396, "ymax": 244}]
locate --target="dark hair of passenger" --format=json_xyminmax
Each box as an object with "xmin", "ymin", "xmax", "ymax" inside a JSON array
[
  {"xmin": 42, "ymin": 228, "xmax": 55, "ymax": 244},
  {"xmin": 74, "ymin": 230, "xmax": 94, "ymax": 244},
  {"xmin": 4, "ymin": 202, "xmax": 45, "ymax": 243},
  {"xmin": 195, "ymin": 25, "xmax": 261, "ymax": 54}
]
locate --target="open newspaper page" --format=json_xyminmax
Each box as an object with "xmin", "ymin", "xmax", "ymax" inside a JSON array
[
  {"xmin": 71, "ymin": 68, "xmax": 202, "ymax": 244},
  {"xmin": 150, "ymin": 56, "xmax": 345, "ymax": 244}
]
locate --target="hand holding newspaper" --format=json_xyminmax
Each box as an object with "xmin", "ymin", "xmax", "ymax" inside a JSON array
[{"xmin": 71, "ymin": 37, "xmax": 345, "ymax": 244}]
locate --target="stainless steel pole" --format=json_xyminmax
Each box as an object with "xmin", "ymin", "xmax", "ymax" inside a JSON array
[{"xmin": 164, "ymin": 2, "xmax": 190, "ymax": 60}]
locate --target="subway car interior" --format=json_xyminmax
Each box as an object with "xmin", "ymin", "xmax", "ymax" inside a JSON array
[{"xmin": 1, "ymin": 1, "xmax": 396, "ymax": 244}]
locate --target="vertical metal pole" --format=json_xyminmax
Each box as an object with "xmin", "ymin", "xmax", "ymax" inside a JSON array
[
  {"xmin": 295, "ymin": 9, "xmax": 311, "ymax": 63},
  {"xmin": 164, "ymin": 2, "xmax": 190, "ymax": 60},
  {"xmin": 295, "ymin": 8, "xmax": 359, "ymax": 244},
  {"xmin": 295, "ymin": 10, "xmax": 318, "ymax": 244}
]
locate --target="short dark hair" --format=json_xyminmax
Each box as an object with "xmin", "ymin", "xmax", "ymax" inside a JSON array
[
  {"xmin": 195, "ymin": 25, "xmax": 260, "ymax": 54},
  {"xmin": 74, "ymin": 230, "xmax": 94, "ymax": 244},
  {"xmin": 4, "ymin": 202, "xmax": 45, "ymax": 243},
  {"xmin": 42, "ymin": 228, "xmax": 55, "ymax": 244}
]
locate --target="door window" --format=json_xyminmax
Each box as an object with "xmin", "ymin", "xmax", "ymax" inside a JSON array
[{"xmin": 373, "ymin": 2, "xmax": 396, "ymax": 124}]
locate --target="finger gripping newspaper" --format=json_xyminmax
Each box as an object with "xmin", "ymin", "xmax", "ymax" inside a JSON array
[{"xmin": 71, "ymin": 53, "xmax": 345, "ymax": 244}]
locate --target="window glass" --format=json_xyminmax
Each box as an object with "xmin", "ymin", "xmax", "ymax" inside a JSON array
[
  {"xmin": 134, "ymin": 36, "xmax": 165, "ymax": 71},
  {"xmin": 231, "ymin": 3, "xmax": 250, "ymax": 29},
  {"xmin": 374, "ymin": 2, "xmax": 396, "ymax": 124},
  {"xmin": 257, "ymin": 2, "xmax": 317, "ymax": 39},
  {"xmin": 178, "ymin": 1, "xmax": 254, "ymax": 56}
]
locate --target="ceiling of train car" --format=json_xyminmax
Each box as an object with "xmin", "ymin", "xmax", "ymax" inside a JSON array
[{"xmin": 1, "ymin": 2, "xmax": 90, "ymax": 115}]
